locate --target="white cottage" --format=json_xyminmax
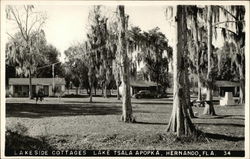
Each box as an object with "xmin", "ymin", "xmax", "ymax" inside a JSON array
[
  {"xmin": 8, "ymin": 78, "xmax": 66, "ymax": 97},
  {"xmin": 119, "ymin": 80, "xmax": 159, "ymax": 96}
]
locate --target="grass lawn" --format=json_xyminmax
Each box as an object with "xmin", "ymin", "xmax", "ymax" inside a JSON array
[{"xmin": 5, "ymin": 96, "xmax": 245, "ymax": 150}]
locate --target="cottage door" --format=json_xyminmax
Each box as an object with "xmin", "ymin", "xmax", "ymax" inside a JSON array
[
  {"xmin": 44, "ymin": 86, "xmax": 49, "ymax": 96},
  {"xmin": 32, "ymin": 85, "xmax": 36, "ymax": 97}
]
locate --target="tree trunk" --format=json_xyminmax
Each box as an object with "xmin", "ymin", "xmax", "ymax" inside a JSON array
[
  {"xmin": 193, "ymin": 12, "xmax": 202, "ymax": 102},
  {"xmin": 86, "ymin": 88, "xmax": 89, "ymax": 95},
  {"xmin": 197, "ymin": 77, "xmax": 202, "ymax": 101},
  {"xmin": 239, "ymin": 79, "xmax": 245, "ymax": 104},
  {"xmin": 76, "ymin": 87, "xmax": 79, "ymax": 95},
  {"xmin": 184, "ymin": 66, "xmax": 195, "ymax": 118},
  {"xmin": 203, "ymin": 6, "xmax": 216, "ymax": 115},
  {"xmin": 104, "ymin": 84, "xmax": 107, "ymax": 98},
  {"xmin": 234, "ymin": 9, "xmax": 245, "ymax": 104},
  {"xmin": 94, "ymin": 86, "xmax": 97, "ymax": 96},
  {"xmin": 89, "ymin": 84, "xmax": 93, "ymax": 103},
  {"xmin": 29, "ymin": 69, "xmax": 32, "ymax": 99},
  {"xmin": 148, "ymin": 74, "xmax": 151, "ymax": 82},
  {"xmin": 183, "ymin": 13, "xmax": 194, "ymax": 118},
  {"xmin": 167, "ymin": 6, "xmax": 196, "ymax": 137},
  {"xmin": 67, "ymin": 88, "xmax": 69, "ymax": 95},
  {"xmin": 108, "ymin": 89, "xmax": 111, "ymax": 96},
  {"xmin": 156, "ymin": 80, "xmax": 159, "ymax": 94},
  {"xmin": 101, "ymin": 86, "xmax": 104, "ymax": 95},
  {"xmin": 117, "ymin": 82, "xmax": 120, "ymax": 100},
  {"xmin": 239, "ymin": 66, "xmax": 245, "ymax": 104},
  {"xmin": 118, "ymin": 5, "xmax": 134, "ymax": 123}
]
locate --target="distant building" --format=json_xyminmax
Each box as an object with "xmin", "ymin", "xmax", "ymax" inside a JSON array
[
  {"xmin": 119, "ymin": 80, "xmax": 159, "ymax": 96},
  {"xmin": 8, "ymin": 78, "xmax": 66, "ymax": 97},
  {"xmin": 215, "ymin": 80, "xmax": 240, "ymax": 97}
]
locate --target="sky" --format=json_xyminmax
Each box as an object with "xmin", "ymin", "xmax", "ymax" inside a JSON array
[
  {"xmin": 6, "ymin": 5, "xmax": 174, "ymax": 61},
  {"xmin": 41, "ymin": 5, "xmax": 173, "ymax": 61},
  {"xmin": 6, "ymin": 5, "xmax": 226, "ymax": 62},
  {"xmin": 38, "ymin": 5, "xmax": 90, "ymax": 58}
]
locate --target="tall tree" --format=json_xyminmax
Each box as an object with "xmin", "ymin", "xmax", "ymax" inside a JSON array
[
  {"xmin": 215, "ymin": 42, "xmax": 240, "ymax": 81},
  {"xmin": 112, "ymin": 59, "xmax": 121, "ymax": 100},
  {"xmin": 6, "ymin": 5, "xmax": 46, "ymax": 99},
  {"xmin": 200, "ymin": 5, "xmax": 245, "ymax": 110},
  {"xmin": 106, "ymin": 13, "xmax": 121, "ymax": 99},
  {"xmin": 117, "ymin": 5, "xmax": 134, "ymax": 122},
  {"xmin": 186, "ymin": 6, "xmax": 203, "ymax": 102},
  {"xmin": 142, "ymin": 28, "xmax": 170, "ymax": 92},
  {"xmin": 127, "ymin": 26, "xmax": 172, "ymax": 92},
  {"xmin": 64, "ymin": 44, "xmax": 90, "ymax": 96},
  {"xmin": 218, "ymin": 6, "xmax": 245, "ymax": 104},
  {"xmin": 166, "ymin": 6, "xmax": 196, "ymax": 137},
  {"xmin": 36, "ymin": 44, "xmax": 63, "ymax": 78},
  {"xmin": 86, "ymin": 6, "xmax": 102, "ymax": 100},
  {"xmin": 87, "ymin": 6, "xmax": 116, "ymax": 98},
  {"xmin": 203, "ymin": 6, "xmax": 216, "ymax": 115},
  {"xmin": 84, "ymin": 42, "xmax": 98, "ymax": 102}
]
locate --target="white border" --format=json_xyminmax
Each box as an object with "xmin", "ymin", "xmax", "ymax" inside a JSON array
[{"xmin": 1, "ymin": 1, "xmax": 249, "ymax": 159}]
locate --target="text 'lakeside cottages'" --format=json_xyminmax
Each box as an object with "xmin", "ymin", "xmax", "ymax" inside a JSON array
[{"xmin": 7, "ymin": 78, "xmax": 66, "ymax": 97}]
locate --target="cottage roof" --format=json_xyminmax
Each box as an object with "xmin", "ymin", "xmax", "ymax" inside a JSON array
[
  {"xmin": 9, "ymin": 78, "xmax": 66, "ymax": 85},
  {"xmin": 130, "ymin": 80, "xmax": 158, "ymax": 87},
  {"xmin": 215, "ymin": 80, "xmax": 240, "ymax": 87}
]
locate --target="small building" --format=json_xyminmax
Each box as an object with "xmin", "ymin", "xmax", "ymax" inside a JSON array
[
  {"xmin": 215, "ymin": 80, "xmax": 240, "ymax": 97},
  {"xmin": 8, "ymin": 78, "xmax": 66, "ymax": 97},
  {"xmin": 119, "ymin": 80, "xmax": 159, "ymax": 96}
]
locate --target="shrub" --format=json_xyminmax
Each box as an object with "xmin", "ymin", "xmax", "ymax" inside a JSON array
[{"xmin": 5, "ymin": 123, "xmax": 54, "ymax": 153}]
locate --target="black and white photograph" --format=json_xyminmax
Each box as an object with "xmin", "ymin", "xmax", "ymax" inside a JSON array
[{"xmin": 0, "ymin": 1, "xmax": 249, "ymax": 158}]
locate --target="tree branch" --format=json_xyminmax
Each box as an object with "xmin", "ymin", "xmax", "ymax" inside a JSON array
[
  {"xmin": 27, "ymin": 16, "xmax": 39, "ymax": 36},
  {"xmin": 10, "ymin": 7, "xmax": 27, "ymax": 42},
  {"xmin": 212, "ymin": 20, "xmax": 244, "ymax": 27},
  {"xmin": 6, "ymin": 32, "xmax": 17, "ymax": 42},
  {"xmin": 214, "ymin": 26, "xmax": 237, "ymax": 36},
  {"xmin": 25, "ymin": 5, "xmax": 29, "ymax": 40},
  {"xmin": 6, "ymin": 32, "xmax": 25, "ymax": 47},
  {"xmin": 217, "ymin": 6, "xmax": 237, "ymax": 20}
]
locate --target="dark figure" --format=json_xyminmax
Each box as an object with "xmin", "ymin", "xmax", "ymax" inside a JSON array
[{"xmin": 36, "ymin": 88, "xmax": 44, "ymax": 104}]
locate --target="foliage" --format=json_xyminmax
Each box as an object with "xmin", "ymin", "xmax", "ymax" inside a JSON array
[
  {"xmin": 86, "ymin": 6, "xmax": 115, "ymax": 97},
  {"xmin": 213, "ymin": 42, "xmax": 239, "ymax": 81},
  {"xmin": 6, "ymin": 31, "xmax": 63, "ymax": 80},
  {"xmin": 5, "ymin": 64, "xmax": 16, "ymax": 86},
  {"xmin": 5, "ymin": 5, "xmax": 47, "ymax": 98},
  {"xmin": 36, "ymin": 44, "xmax": 63, "ymax": 78},
  {"xmin": 6, "ymin": 123, "xmax": 54, "ymax": 152},
  {"xmin": 64, "ymin": 44, "xmax": 89, "ymax": 90},
  {"xmin": 185, "ymin": 5, "xmax": 245, "ymax": 88},
  {"xmin": 127, "ymin": 26, "xmax": 173, "ymax": 90},
  {"xmin": 6, "ymin": 5, "xmax": 47, "ymax": 76},
  {"xmin": 6, "ymin": 31, "xmax": 47, "ymax": 77}
]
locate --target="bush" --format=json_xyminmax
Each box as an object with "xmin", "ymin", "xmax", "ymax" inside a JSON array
[
  {"xmin": 7, "ymin": 122, "xmax": 28, "ymax": 136},
  {"xmin": 5, "ymin": 123, "xmax": 54, "ymax": 152}
]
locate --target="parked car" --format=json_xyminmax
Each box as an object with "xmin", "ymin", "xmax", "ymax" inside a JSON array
[
  {"xmin": 157, "ymin": 92, "xmax": 168, "ymax": 98},
  {"xmin": 133, "ymin": 90, "xmax": 157, "ymax": 99}
]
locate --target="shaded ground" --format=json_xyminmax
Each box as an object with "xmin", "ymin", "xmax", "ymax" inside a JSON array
[{"xmin": 5, "ymin": 97, "xmax": 244, "ymax": 150}]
